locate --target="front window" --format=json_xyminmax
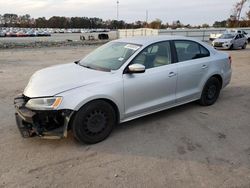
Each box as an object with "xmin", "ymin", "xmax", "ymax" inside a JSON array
[
  {"xmin": 79, "ymin": 42, "xmax": 141, "ymax": 71},
  {"xmin": 131, "ymin": 41, "xmax": 172, "ymax": 69},
  {"xmin": 219, "ymin": 34, "xmax": 235, "ymax": 39}
]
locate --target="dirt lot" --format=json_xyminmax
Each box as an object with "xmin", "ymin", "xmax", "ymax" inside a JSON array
[{"xmin": 0, "ymin": 45, "xmax": 250, "ymax": 188}]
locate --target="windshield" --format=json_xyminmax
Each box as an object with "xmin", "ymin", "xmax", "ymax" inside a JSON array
[
  {"xmin": 219, "ymin": 34, "xmax": 235, "ymax": 39},
  {"xmin": 79, "ymin": 42, "xmax": 141, "ymax": 71}
]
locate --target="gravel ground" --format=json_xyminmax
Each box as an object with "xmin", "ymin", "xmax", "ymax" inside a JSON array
[{"xmin": 0, "ymin": 45, "xmax": 250, "ymax": 188}]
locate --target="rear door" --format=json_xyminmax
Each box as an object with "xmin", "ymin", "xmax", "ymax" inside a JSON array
[
  {"xmin": 240, "ymin": 34, "xmax": 246, "ymax": 46},
  {"xmin": 173, "ymin": 40, "xmax": 211, "ymax": 103},
  {"xmin": 234, "ymin": 34, "xmax": 241, "ymax": 48}
]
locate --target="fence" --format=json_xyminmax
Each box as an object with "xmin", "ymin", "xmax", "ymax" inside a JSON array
[
  {"xmin": 118, "ymin": 27, "xmax": 250, "ymax": 41},
  {"xmin": 118, "ymin": 28, "xmax": 159, "ymax": 38}
]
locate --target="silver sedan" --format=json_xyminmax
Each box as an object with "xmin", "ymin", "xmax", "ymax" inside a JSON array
[{"xmin": 14, "ymin": 36, "xmax": 232, "ymax": 144}]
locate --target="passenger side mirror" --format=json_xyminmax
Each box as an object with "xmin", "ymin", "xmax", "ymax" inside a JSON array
[{"xmin": 128, "ymin": 64, "xmax": 145, "ymax": 74}]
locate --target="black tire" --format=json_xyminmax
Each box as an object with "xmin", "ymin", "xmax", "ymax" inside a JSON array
[
  {"xmin": 72, "ymin": 100, "xmax": 116, "ymax": 144},
  {"xmin": 242, "ymin": 43, "xmax": 247, "ymax": 49},
  {"xmin": 229, "ymin": 44, "xmax": 234, "ymax": 50},
  {"xmin": 199, "ymin": 77, "xmax": 221, "ymax": 106}
]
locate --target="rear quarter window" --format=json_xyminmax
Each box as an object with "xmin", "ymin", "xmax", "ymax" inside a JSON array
[{"xmin": 174, "ymin": 40, "xmax": 210, "ymax": 62}]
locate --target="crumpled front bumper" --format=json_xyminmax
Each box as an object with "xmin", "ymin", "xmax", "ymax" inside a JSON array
[{"xmin": 14, "ymin": 95, "xmax": 74, "ymax": 139}]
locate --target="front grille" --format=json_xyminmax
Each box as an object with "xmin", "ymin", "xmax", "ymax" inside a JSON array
[{"xmin": 214, "ymin": 42, "xmax": 223, "ymax": 47}]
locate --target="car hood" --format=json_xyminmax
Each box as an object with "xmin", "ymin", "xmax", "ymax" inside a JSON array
[
  {"xmin": 214, "ymin": 38, "xmax": 232, "ymax": 43},
  {"xmin": 24, "ymin": 63, "xmax": 112, "ymax": 98}
]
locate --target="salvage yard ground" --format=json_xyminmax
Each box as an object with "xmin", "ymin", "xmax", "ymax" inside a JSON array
[{"xmin": 0, "ymin": 45, "xmax": 250, "ymax": 188}]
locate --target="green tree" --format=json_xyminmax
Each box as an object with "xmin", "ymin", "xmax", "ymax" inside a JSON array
[
  {"xmin": 201, "ymin": 23, "xmax": 210, "ymax": 28},
  {"xmin": 35, "ymin": 17, "xmax": 47, "ymax": 28},
  {"xmin": 149, "ymin": 19, "xmax": 162, "ymax": 29},
  {"xmin": 213, "ymin": 20, "xmax": 227, "ymax": 28}
]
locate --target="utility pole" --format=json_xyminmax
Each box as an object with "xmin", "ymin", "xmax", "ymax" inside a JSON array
[
  {"xmin": 145, "ymin": 10, "xmax": 148, "ymax": 28},
  {"xmin": 117, "ymin": 0, "xmax": 119, "ymax": 20}
]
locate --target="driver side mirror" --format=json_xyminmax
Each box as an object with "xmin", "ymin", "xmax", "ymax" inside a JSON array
[{"xmin": 128, "ymin": 64, "xmax": 145, "ymax": 74}]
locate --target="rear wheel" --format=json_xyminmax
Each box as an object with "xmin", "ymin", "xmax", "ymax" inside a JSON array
[
  {"xmin": 72, "ymin": 100, "xmax": 116, "ymax": 144},
  {"xmin": 242, "ymin": 43, "xmax": 247, "ymax": 49},
  {"xmin": 199, "ymin": 77, "xmax": 221, "ymax": 106}
]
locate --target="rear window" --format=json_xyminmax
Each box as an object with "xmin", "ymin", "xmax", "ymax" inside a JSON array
[{"xmin": 174, "ymin": 40, "xmax": 210, "ymax": 62}]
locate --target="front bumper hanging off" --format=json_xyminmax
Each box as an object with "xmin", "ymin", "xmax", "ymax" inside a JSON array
[{"xmin": 14, "ymin": 95, "xmax": 74, "ymax": 139}]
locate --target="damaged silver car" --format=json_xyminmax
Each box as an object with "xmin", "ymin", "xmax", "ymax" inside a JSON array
[{"xmin": 14, "ymin": 36, "xmax": 232, "ymax": 144}]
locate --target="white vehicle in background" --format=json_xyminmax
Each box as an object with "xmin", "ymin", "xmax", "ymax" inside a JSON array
[
  {"xmin": 210, "ymin": 29, "xmax": 250, "ymax": 42},
  {"xmin": 228, "ymin": 29, "xmax": 250, "ymax": 42},
  {"xmin": 212, "ymin": 33, "xmax": 248, "ymax": 50},
  {"xmin": 209, "ymin": 33, "xmax": 223, "ymax": 41}
]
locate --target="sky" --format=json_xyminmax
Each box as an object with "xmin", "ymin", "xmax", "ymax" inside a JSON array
[{"xmin": 0, "ymin": 0, "xmax": 249, "ymax": 25}]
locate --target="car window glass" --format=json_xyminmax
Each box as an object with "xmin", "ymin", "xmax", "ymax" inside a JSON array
[
  {"xmin": 235, "ymin": 35, "xmax": 239, "ymax": 39},
  {"xmin": 174, "ymin": 40, "xmax": 209, "ymax": 62},
  {"xmin": 200, "ymin": 45, "xmax": 210, "ymax": 58},
  {"xmin": 80, "ymin": 42, "xmax": 141, "ymax": 71},
  {"xmin": 131, "ymin": 41, "xmax": 172, "ymax": 69}
]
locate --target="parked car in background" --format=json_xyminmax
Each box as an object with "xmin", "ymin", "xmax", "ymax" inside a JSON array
[
  {"xmin": 14, "ymin": 36, "xmax": 232, "ymax": 144},
  {"xmin": 6, "ymin": 31, "xmax": 17, "ymax": 37},
  {"xmin": 0, "ymin": 27, "xmax": 52, "ymax": 38},
  {"xmin": 0, "ymin": 30, "xmax": 6, "ymax": 37},
  {"xmin": 228, "ymin": 29, "xmax": 250, "ymax": 42},
  {"xmin": 210, "ymin": 29, "xmax": 250, "ymax": 42},
  {"xmin": 209, "ymin": 33, "xmax": 223, "ymax": 41},
  {"xmin": 212, "ymin": 33, "xmax": 248, "ymax": 50},
  {"xmin": 16, "ymin": 31, "xmax": 28, "ymax": 37}
]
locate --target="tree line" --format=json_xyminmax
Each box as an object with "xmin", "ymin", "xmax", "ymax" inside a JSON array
[
  {"xmin": 0, "ymin": 14, "xmax": 194, "ymax": 29},
  {"xmin": 0, "ymin": 12, "xmax": 250, "ymax": 29}
]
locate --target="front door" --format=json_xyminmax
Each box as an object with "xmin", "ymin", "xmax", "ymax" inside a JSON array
[{"xmin": 123, "ymin": 41, "xmax": 177, "ymax": 118}]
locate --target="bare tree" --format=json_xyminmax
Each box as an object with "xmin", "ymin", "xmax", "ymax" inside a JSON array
[{"xmin": 231, "ymin": 0, "xmax": 248, "ymax": 21}]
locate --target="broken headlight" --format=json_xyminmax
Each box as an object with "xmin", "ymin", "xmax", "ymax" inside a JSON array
[{"xmin": 25, "ymin": 97, "xmax": 63, "ymax": 110}]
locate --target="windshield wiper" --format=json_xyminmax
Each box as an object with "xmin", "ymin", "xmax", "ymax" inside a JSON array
[
  {"xmin": 79, "ymin": 63, "xmax": 111, "ymax": 72},
  {"xmin": 82, "ymin": 65, "xmax": 96, "ymax": 70}
]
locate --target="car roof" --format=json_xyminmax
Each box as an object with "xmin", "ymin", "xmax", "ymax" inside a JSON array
[{"xmin": 115, "ymin": 35, "xmax": 191, "ymax": 46}]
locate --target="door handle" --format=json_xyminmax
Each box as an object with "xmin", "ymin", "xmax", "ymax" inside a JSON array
[
  {"xmin": 168, "ymin": 72, "xmax": 177, "ymax": 78},
  {"xmin": 202, "ymin": 65, "xmax": 208, "ymax": 69}
]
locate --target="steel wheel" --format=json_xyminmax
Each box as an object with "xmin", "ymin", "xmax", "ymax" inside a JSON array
[
  {"xmin": 199, "ymin": 77, "xmax": 221, "ymax": 106},
  {"xmin": 72, "ymin": 100, "xmax": 116, "ymax": 144}
]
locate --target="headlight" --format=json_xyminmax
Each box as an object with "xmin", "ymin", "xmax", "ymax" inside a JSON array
[
  {"xmin": 224, "ymin": 41, "xmax": 231, "ymax": 44},
  {"xmin": 25, "ymin": 97, "xmax": 63, "ymax": 110}
]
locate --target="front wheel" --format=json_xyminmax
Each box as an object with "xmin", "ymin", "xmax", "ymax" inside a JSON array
[
  {"xmin": 229, "ymin": 44, "xmax": 234, "ymax": 50},
  {"xmin": 199, "ymin": 77, "xmax": 221, "ymax": 106},
  {"xmin": 72, "ymin": 100, "xmax": 116, "ymax": 144}
]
